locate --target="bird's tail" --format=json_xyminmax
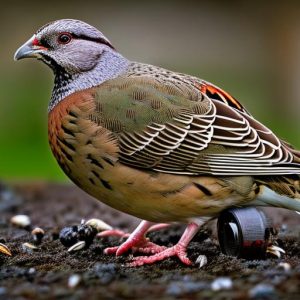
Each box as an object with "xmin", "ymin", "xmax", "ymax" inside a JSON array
[{"xmin": 250, "ymin": 176, "xmax": 300, "ymax": 213}]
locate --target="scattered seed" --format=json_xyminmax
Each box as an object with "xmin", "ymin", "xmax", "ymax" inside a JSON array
[
  {"xmin": 31, "ymin": 227, "xmax": 45, "ymax": 245},
  {"xmin": 68, "ymin": 241, "xmax": 86, "ymax": 253},
  {"xmin": 195, "ymin": 255, "xmax": 207, "ymax": 268},
  {"xmin": 266, "ymin": 245, "xmax": 285, "ymax": 258},
  {"xmin": 211, "ymin": 277, "xmax": 232, "ymax": 291},
  {"xmin": 68, "ymin": 274, "xmax": 81, "ymax": 288},
  {"xmin": 85, "ymin": 218, "xmax": 113, "ymax": 232},
  {"xmin": 0, "ymin": 243, "xmax": 12, "ymax": 256},
  {"xmin": 22, "ymin": 242, "xmax": 38, "ymax": 253},
  {"xmin": 10, "ymin": 214, "xmax": 31, "ymax": 229}
]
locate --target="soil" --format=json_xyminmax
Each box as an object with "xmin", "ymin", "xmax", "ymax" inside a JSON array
[{"xmin": 0, "ymin": 182, "xmax": 300, "ymax": 300}]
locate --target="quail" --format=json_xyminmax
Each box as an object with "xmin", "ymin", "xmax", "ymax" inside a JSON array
[{"xmin": 14, "ymin": 19, "xmax": 300, "ymax": 266}]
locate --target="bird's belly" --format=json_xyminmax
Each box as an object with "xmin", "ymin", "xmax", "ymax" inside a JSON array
[{"xmin": 64, "ymin": 158, "xmax": 255, "ymax": 222}]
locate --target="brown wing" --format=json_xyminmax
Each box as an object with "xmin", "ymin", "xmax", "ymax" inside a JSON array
[{"xmin": 91, "ymin": 75, "xmax": 300, "ymax": 176}]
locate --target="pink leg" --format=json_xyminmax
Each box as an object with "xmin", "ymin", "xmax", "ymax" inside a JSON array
[
  {"xmin": 104, "ymin": 220, "xmax": 167, "ymax": 256},
  {"xmin": 97, "ymin": 229, "xmax": 130, "ymax": 238},
  {"xmin": 98, "ymin": 223, "xmax": 170, "ymax": 238},
  {"xmin": 129, "ymin": 222, "xmax": 200, "ymax": 267},
  {"xmin": 148, "ymin": 223, "xmax": 170, "ymax": 232}
]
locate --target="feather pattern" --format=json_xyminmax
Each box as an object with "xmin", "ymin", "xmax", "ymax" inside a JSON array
[{"xmin": 86, "ymin": 63, "xmax": 300, "ymax": 176}]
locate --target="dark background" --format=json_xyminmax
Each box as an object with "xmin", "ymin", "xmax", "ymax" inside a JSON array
[{"xmin": 1, "ymin": 0, "xmax": 300, "ymax": 180}]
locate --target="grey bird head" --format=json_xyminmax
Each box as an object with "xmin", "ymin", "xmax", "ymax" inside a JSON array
[
  {"xmin": 15, "ymin": 19, "xmax": 129, "ymax": 111},
  {"xmin": 14, "ymin": 19, "xmax": 116, "ymax": 74}
]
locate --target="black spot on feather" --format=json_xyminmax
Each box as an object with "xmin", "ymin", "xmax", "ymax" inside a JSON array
[{"xmin": 193, "ymin": 183, "xmax": 213, "ymax": 196}]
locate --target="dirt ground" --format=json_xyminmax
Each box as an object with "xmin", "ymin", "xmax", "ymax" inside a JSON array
[{"xmin": 0, "ymin": 182, "xmax": 300, "ymax": 300}]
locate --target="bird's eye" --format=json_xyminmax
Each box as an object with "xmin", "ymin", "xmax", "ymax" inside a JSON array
[{"xmin": 57, "ymin": 33, "xmax": 72, "ymax": 44}]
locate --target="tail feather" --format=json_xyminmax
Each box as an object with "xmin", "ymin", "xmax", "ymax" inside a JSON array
[{"xmin": 250, "ymin": 186, "xmax": 300, "ymax": 213}]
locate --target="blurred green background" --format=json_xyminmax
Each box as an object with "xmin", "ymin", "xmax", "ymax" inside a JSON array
[{"xmin": 1, "ymin": 1, "xmax": 300, "ymax": 181}]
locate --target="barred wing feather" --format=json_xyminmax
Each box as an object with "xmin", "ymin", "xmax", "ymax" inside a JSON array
[{"xmin": 114, "ymin": 78, "xmax": 300, "ymax": 175}]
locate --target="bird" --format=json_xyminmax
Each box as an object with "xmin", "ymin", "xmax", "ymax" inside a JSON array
[{"xmin": 14, "ymin": 19, "xmax": 300, "ymax": 266}]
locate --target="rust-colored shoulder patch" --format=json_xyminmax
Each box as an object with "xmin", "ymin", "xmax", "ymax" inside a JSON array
[{"xmin": 199, "ymin": 81, "xmax": 245, "ymax": 112}]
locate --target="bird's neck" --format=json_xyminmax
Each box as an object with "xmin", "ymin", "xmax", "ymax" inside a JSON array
[{"xmin": 48, "ymin": 51, "xmax": 130, "ymax": 112}]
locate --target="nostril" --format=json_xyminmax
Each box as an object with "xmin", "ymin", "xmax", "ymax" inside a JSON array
[{"xmin": 217, "ymin": 207, "xmax": 273, "ymax": 259}]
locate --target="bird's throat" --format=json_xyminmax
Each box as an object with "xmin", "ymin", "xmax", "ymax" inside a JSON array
[{"xmin": 48, "ymin": 51, "xmax": 130, "ymax": 112}]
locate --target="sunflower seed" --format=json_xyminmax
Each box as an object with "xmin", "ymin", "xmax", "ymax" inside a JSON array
[
  {"xmin": 195, "ymin": 255, "xmax": 208, "ymax": 268},
  {"xmin": 22, "ymin": 242, "xmax": 38, "ymax": 253},
  {"xmin": 68, "ymin": 241, "xmax": 86, "ymax": 252},
  {"xmin": 85, "ymin": 218, "xmax": 112, "ymax": 232},
  {"xmin": 266, "ymin": 245, "xmax": 285, "ymax": 258},
  {"xmin": 0, "ymin": 243, "xmax": 12, "ymax": 256}
]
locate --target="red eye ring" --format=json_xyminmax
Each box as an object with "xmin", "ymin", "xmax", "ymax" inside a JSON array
[{"xmin": 57, "ymin": 33, "xmax": 72, "ymax": 45}]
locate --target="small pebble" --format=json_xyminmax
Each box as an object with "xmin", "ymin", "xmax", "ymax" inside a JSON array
[
  {"xmin": 0, "ymin": 287, "xmax": 6, "ymax": 296},
  {"xmin": 211, "ymin": 277, "xmax": 232, "ymax": 291},
  {"xmin": 278, "ymin": 262, "xmax": 291, "ymax": 271},
  {"xmin": 68, "ymin": 274, "xmax": 81, "ymax": 288},
  {"xmin": 249, "ymin": 283, "xmax": 277, "ymax": 299},
  {"xmin": 28, "ymin": 267, "xmax": 36, "ymax": 274},
  {"xmin": 280, "ymin": 224, "xmax": 287, "ymax": 233},
  {"xmin": 60, "ymin": 223, "xmax": 97, "ymax": 248},
  {"xmin": 93, "ymin": 263, "xmax": 117, "ymax": 284},
  {"xmin": 10, "ymin": 214, "xmax": 31, "ymax": 229}
]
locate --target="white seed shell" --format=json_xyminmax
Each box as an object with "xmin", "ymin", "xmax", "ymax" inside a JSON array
[
  {"xmin": 85, "ymin": 218, "xmax": 113, "ymax": 232},
  {"xmin": 278, "ymin": 262, "xmax": 291, "ymax": 271},
  {"xmin": 196, "ymin": 255, "xmax": 208, "ymax": 268},
  {"xmin": 10, "ymin": 215, "xmax": 31, "ymax": 228},
  {"xmin": 68, "ymin": 241, "xmax": 86, "ymax": 253},
  {"xmin": 22, "ymin": 242, "xmax": 38, "ymax": 252},
  {"xmin": 266, "ymin": 245, "xmax": 285, "ymax": 258}
]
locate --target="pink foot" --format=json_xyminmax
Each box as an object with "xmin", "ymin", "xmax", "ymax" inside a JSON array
[
  {"xmin": 128, "ymin": 222, "xmax": 201, "ymax": 267},
  {"xmin": 103, "ymin": 220, "xmax": 166, "ymax": 256},
  {"xmin": 129, "ymin": 243, "xmax": 192, "ymax": 266},
  {"xmin": 98, "ymin": 223, "xmax": 169, "ymax": 238},
  {"xmin": 105, "ymin": 238, "xmax": 166, "ymax": 255}
]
